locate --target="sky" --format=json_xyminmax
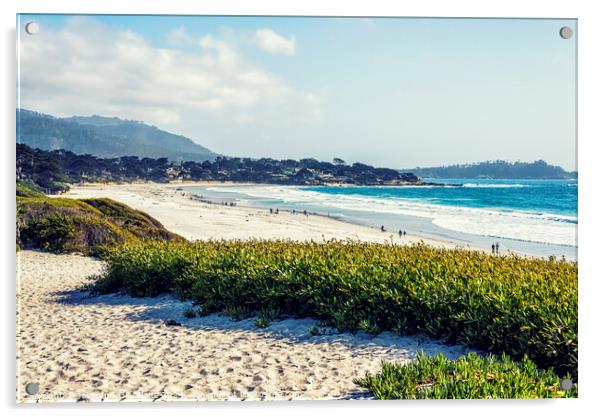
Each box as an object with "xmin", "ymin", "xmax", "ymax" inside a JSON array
[{"xmin": 17, "ymin": 15, "xmax": 577, "ymax": 170}]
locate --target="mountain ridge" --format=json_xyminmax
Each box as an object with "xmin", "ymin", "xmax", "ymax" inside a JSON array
[{"xmin": 17, "ymin": 109, "xmax": 217, "ymax": 162}]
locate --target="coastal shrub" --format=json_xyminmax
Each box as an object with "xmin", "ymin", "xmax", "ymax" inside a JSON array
[
  {"xmin": 255, "ymin": 307, "xmax": 280, "ymax": 328},
  {"xmin": 354, "ymin": 352, "xmax": 577, "ymax": 399},
  {"xmin": 255, "ymin": 316, "xmax": 271, "ymax": 328},
  {"xmin": 81, "ymin": 198, "xmax": 180, "ymax": 241},
  {"xmin": 16, "ymin": 181, "xmax": 45, "ymax": 198},
  {"xmin": 183, "ymin": 307, "xmax": 197, "ymax": 319},
  {"xmin": 309, "ymin": 325, "xmax": 323, "ymax": 336},
  {"xmin": 93, "ymin": 239, "xmax": 578, "ymax": 379},
  {"xmin": 21, "ymin": 212, "xmax": 78, "ymax": 253},
  {"xmin": 224, "ymin": 305, "xmax": 253, "ymax": 321},
  {"xmin": 17, "ymin": 196, "xmax": 182, "ymax": 255}
]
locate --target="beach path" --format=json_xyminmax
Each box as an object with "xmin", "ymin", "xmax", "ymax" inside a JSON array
[{"xmin": 17, "ymin": 250, "xmax": 470, "ymax": 402}]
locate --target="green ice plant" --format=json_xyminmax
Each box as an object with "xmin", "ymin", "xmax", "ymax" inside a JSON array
[
  {"xmin": 93, "ymin": 239, "xmax": 577, "ymax": 382},
  {"xmin": 354, "ymin": 352, "xmax": 577, "ymax": 399}
]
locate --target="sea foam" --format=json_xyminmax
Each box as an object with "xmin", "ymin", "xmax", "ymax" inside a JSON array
[{"xmin": 207, "ymin": 185, "xmax": 577, "ymax": 247}]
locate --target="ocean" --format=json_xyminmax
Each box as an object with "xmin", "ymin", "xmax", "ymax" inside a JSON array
[{"xmin": 190, "ymin": 179, "xmax": 577, "ymax": 260}]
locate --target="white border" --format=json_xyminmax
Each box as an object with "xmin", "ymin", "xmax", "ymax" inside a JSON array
[{"xmin": 2, "ymin": 1, "xmax": 601, "ymax": 416}]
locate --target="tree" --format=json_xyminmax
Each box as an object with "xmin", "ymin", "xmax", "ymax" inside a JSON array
[{"xmin": 333, "ymin": 157, "xmax": 346, "ymax": 166}]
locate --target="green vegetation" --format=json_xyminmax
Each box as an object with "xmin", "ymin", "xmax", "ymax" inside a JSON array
[
  {"xmin": 183, "ymin": 307, "xmax": 198, "ymax": 319},
  {"xmin": 17, "ymin": 143, "xmax": 421, "ymax": 188},
  {"xmin": 254, "ymin": 316, "xmax": 271, "ymax": 329},
  {"xmin": 16, "ymin": 144, "xmax": 71, "ymax": 193},
  {"xmin": 79, "ymin": 198, "xmax": 178, "ymax": 241},
  {"xmin": 91, "ymin": 239, "xmax": 577, "ymax": 379},
  {"xmin": 16, "ymin": 181, "xmax": 45, "ymax": 198},
  {"xmin": 18, "ymin": 109, "xmax": 423, "ymax": 186},
  {"xmin": 17, "ymin": 196, "xmax": 182, "ymax": 255},
  {"xmin": 354, "ymin": 352, "xmax": 577, "ymax": 399},
  {"xmin": 254, "ymin": 307, "xmax": 280, "ymax": 328},
  {"xmin": 18, "ymin": 108, "xmax": 216, "ymax": 162},
  {"xmin": 408, "ymin": 160, "xmax": 577, "ymax": 179},
  {"xmin": 309, "ymin": 325, "xmax": 324, "ymax": 336}
]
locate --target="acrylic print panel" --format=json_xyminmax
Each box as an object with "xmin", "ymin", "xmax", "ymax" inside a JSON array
[{"xmin": 16, "ymin": 15, "xmax": 577, "ymax": 402}]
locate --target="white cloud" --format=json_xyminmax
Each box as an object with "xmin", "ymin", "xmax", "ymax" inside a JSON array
[
  {"xmin": 253, "ymin": 28, "xmax": 296, "ymax": 55},
  {"xmin": 18, "ymin": 18, "xmax": 318, "ymax": 133},
  {"xmin": 165, "ymin": 26, "xmax": 196, "ymax": 46}
]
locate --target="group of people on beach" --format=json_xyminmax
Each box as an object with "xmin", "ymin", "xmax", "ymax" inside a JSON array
[
  {"xmin": 270, "ymin": 208, "xmax": 312, "ymax": 217},
  {"xmin": 491, "ymin": 242, "xmax": 501, "ymax": 254},
  {"xmin": 191, "ymin": 193, "xmax": 237, "ymax": 206},
  {"xmin": 380, "ymin": 225, "xmax": 407, "ymax": 237}
]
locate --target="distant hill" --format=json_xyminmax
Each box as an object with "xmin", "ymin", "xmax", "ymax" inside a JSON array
[
  {"xmin": 405, "ymin": 160, "xmax": 577, "ymax": 180},
  {"xmin": 17, "ymin": 109, "xmax": 217, "ymax": 162}
]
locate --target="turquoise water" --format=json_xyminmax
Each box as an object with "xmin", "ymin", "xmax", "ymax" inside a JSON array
[
  {"xmin": 307, "ymin": 179, "xmax": 577, "ymax": 218},
  {"xmin": 192, "ymin": 179, "xmax": 578, "ymax": 259}
]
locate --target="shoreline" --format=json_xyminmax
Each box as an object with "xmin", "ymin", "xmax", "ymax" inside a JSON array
[
  {"xmin": 58, "ymin": 182, "xmax": 462, "ymax": 250},
  {"xmin": 73, "ymin": 178, "xmax": 461, "ymax": 188},
  {"xmin": 172, "ymin": 179, "xmax": 462, "ymax": 187},
  {"xmin": 181, "ymin": 182, "xmax": 576, "ymax": 260},
  {"xmin": 54, "ymin": 181, "xmax": 577, "ymax": 259}
]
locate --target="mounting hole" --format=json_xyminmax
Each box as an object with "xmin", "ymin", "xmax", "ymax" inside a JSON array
[
  {"xmin": 25, "ymin": 21, "xmax": 39, "ymax": 35},
  {"xmin": 560, "ymin": 379, "xmax": 574, "ymax": 391},
  {"xmin": 559, "ymin": 26, "xmax": 573, "ymax": 39},
  {"xmin": 25, "ymin": 382, "xmax": 39, "ymax": 395}
]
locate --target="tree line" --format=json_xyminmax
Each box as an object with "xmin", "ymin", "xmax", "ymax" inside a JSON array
[
  {"xmin": 409, "ymin": 160, "xmax": 577, "ymax": 180},
  {"xmin": 16, "ymin": 144, "xmax": 420, "ymax": 193}
]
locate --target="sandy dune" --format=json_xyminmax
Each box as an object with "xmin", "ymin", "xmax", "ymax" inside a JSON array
[{"xmin": 17, "ymin": 251, "xmax": 472, "ymax": 402}]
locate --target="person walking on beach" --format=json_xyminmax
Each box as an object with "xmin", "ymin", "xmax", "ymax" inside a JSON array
[
  {"xmin": 403, "ymin": 231, "xmax": 406, "ymax": 236},
  {"xmin": 399, "ymin": 229, "xmax": 403, "ymax": 238},
  {"xmin": 491, "ymin": 243, "xmax": 495, "ymax": 254},
  {"xmin": 495, "ymin": 242, "xmax": 500, "ymax": 254},
  {"xmin": 381, "ymin": 225, "xmax": 385, "ymax": 232}
]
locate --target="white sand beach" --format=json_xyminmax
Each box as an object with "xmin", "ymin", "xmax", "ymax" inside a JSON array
[
  {"xmin": 57, "ymin": 182, "xmax": 460, "ymax": 248},
  {"xmin": 17, "ymin": 251, "xmax": 472, "ymax": 402},
  {"xmin": 17, "ymin": 182, "xmax": 472, "ymax": 402}
]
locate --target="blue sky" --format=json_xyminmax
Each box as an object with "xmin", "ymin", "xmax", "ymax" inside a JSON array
[{"xmin": 18, "ymin": 15, "xmax": 577, "ymax": 170}]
